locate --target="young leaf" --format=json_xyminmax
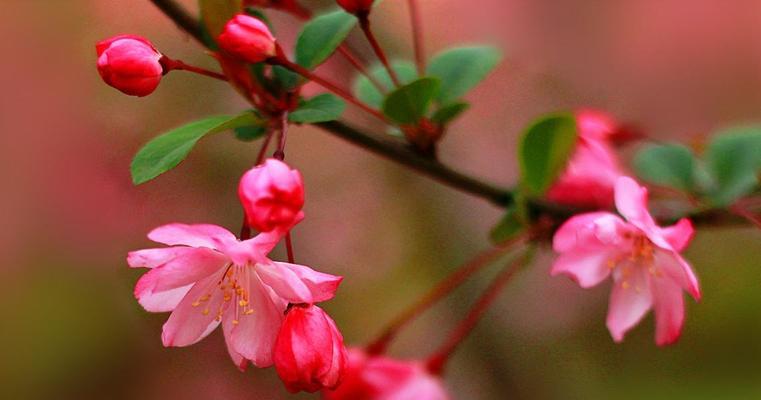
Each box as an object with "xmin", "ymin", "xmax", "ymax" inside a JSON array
[
  {"xmin": 490, "ymin": 207, "xmax": 525, "ymax": 243},
  {"xmin": 431, "ymin": 102, "xmax": 470, "ymax": 125},
  {"xmin": 706, "ymin": 126, "xmax": 761, "ymax": 205},
  {"xmin": 295, "ymin": 10, "xmax": 357, "ymax": 70},
  {"xmin": 633, "ymin": 143, "xmax": 696, "ymax": 191},
  {"xmin": 382, "ymin": 78, "xmax": 441, "ymax": 125},
  {"xmin": 131, "ymin": 112, "xmax": 258, "ymax": 185},
  {"xmin": 289, "ymin": 94, "xmax": 347, "ymax": 123},
  {"xmin": 426, "ymin": 46, "xmax": 502, "ymax": 105},
  {"xmin": 234, "ymin": 125, "xmax": 267, "ymax": 142},
  {"xmin": 519, "ymin": 113, "xmax": 578, "ymax": 196},
  {"xmin": 354, "ymin": 61, "xmax": 418, "ymax": 109},
  {"xmin": 273, "ymin": 66, "xmax": 300, "ymax": 91},
  {"xmin": 199, "ymin": 0, "xmax": 242, "ymax": 38}
]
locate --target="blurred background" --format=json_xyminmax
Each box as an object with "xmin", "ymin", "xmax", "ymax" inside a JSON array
[{"xmin": 1, "ymin": 0, "xmax": 760, "ymax": 399}]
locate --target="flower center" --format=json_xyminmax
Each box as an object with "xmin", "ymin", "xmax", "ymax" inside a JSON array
[
  {"xmin": 608, "ymin": 234, "xmax": 663, "ymax": 292},
  {"xmin": 191, "ymin": 264, "xmax": 254, "ymax": 325}
]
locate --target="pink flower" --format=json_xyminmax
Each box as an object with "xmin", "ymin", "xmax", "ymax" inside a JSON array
[
  {"xmin": 274, "ymin": 305, "xmax": 347, "ymax": 393},
  {"xmin": 218, "ymin": 14, "xmax": 277, "ymax": 64},
  {"xmin": 96, "ymin": 35, "xmax": 164, "ymax": 97},
  {"xmin": 546, "ymin": 110, "xmax": 625, "ymax": 208},
  {"xmin": 551, "ymin": 176, "xmax": 701, "ymax": 345},
  {"xmin": 336, "ymin": 0, "xmax": 375, "ymax": 14},
  {"xmin": 323, "ymin": 348, "xmax": 450, "ymax": 400},
  {"xmin": 128, "ymin": 223, "xmax": 342, "ymax": 368},
  {"xmin": 239, "ymin": 159, "xmax": 305, "ymax": 233}
]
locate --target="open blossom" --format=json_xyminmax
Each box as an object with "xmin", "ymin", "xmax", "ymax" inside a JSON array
[
  {"xmin": 128, "ymin": 223, "xmax": 342, "ymax": 368},
  {"xmin": 546, "ymin": 110, "xmax": 625, "ymax": 208},
  {"xmin": 323, "ymin": 348, "xmax": 450, "ymax": 400},
  {"xmin": 96, "ymin": 35, "xmax": 164, "ymax": 97},
  {"xmin": 218, "ymin": 14, "xmax": 277, "ymax": 64},
  {"xmin": 552, "ymin": 176, "xmax": 701, "ymax": 345},
  {"xmin": 274, "ymin": 305, "xmax": 347, "ymax": 393},
  {"xmin": 239, "ymin": 159, "xmax": 305, "ymax": 232}
]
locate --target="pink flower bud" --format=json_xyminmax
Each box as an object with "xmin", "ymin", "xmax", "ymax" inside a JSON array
[
  {"xmin": 238, "ymin": 159, "xmax": 305, "ymax": 232},
  {"xmin": 274, "ymin": 305, "xmax": 348, "ymax": 393},
  {"xmin": 96, "ymin": 35, "xmax": 164, "ymax": 97},
  {"xmin": 218, "ymin": 14, "xmax": 277, "ymax": 64},
  {"xmin": 336, "ymin": 0, "xmax": 375, "ymax": 14}
]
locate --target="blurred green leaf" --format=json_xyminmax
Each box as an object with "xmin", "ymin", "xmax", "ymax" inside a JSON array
[
  {"xmin": 354, "ymin": 61, "xmax": 418, "ymax": 109},
  {"xmin": 706, "ymin": 126, "xmax": 761, "ymax": 205},
  {"xmin": 199, "ymin": 0, "xmax": 242, "ymax": 38},
  {"xmin": 234, "ymin": 125, "xmax": 267, "ymax": 142},
  {"xmin": 431, "ymin": 102, "xmax": 470, "ymax": 125},
  {"xmin": 490, "ymin": 206, "xmax": 525, "ymax": 243},
  {"xmin": 634, "ymin": 143, "xmax": 697, "ymax": 191},
  {"xmin": 289, "ymin": 94, "xmax": 347, "ymax": 123},
  {"xmin": 295, "ymin": 10, "xmax": 357, "ymax": 69},
  {"xmin": 426, "ymin": 46, "xmax": 502, "ymax": 105},
  {"xmin": 273, "ymin": 65, "xmax": 300, "ymax": 91},
  {"xmin": 382, "ymin": 77, "xmax": 441, "ymax": 125},
  {"xmin": 519, "ymin": 112, "xmax": 578, "ymax": 196},
  {"xmin": 131, "ymin": 112, "xmax": 259, "ymax": 184}
]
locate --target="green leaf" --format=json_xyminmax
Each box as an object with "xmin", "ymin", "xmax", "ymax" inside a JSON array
[
  {"xmin": 706, "ymin": 126, "xmax": 761, "ymax": 205},
  {"xmin": 289, "ymin": 94, "xmax": 347, "ymax": 123},
  {"xmin": 131, "ymin": 112, "xmax": 258, "ymax": 185},
  {"xmin": 234, "ymin": 125, "xmax": 267, "ymax": 142},
  {"xmin": 382, "ymin": 78, "xmax": 441, "ymax": 125},
  {"xmin": 199, "ymin": 0, "xmax": 242, "ymax": 38},
  {"xmin": 426, "ymin": 46, "xmax": 502, "ymax": 105},
  {"xmin": 633, "ymin": 143, "xmax": 696, "ymax": 191},
  {"xmin": 431, "ymin": 102, "xmax": 470, "ymax": 125},
  {"xmin": 273, "ymin": 66, "xmax": 300, "ymax": 91},
  {"xmin": 490, "ymin": 207, "xmax": 525, "ymax": 243},
  {"xmin": 295, "ymin": 10, "xmax": 357, "ymax": 69},
  {"xmin": 519, "ymin": 112, "xmax": 578, "ymax": 196},
  {"xmin": 354, "ymin": 61, "xmax": 418, "ymax": 109}
]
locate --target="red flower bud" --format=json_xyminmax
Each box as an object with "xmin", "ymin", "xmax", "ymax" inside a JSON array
[
  {"xmin": 336, "ymin": 0, "xmax": 375, "ymax": 14},
  {"xmin": 96, "ymin": 35, "xmax": 164, "ymax": 97},
  {"xmin": 274, "ymin": 305, "xmax": 347, "ymax": 393},
  {"xmin": 238, "ymin": 158, "xmax": 305, "ymax": 233},
  {"xmin": 218, "ymin": 14, "xmax": 277, "ymax": 64}
]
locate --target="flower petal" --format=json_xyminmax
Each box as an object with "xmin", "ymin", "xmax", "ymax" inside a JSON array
[
  {"xmin": 161, "ymin": 268, "xmax": 227, "ymax": 347},
  {"xmin": 223, "ymin": 317, "xmax": 249, "ymax": 371},
  {"xmin": 127, "ymin": 247, "xmax": 199, "ymax": 269},
  {"xmin": 136, "ymin": 284, "xmax": 193, "ymax": 312},
  {"xmin": 606, "ymin": 267, "xmax": 653, "ymax": 342},
  {"xmin": 652, "ymin": 279, "xmax": 685, "ymax": 346},
  {"xmin": 659, "ymin": 218, "xmax": 694, "ymax": 252},
  {"xmin": 655, "ymin": 250, "xmax": 701, "ymax": 301},
  {"xmin": 614, "ymin": 177, "xmax": 657, "ymax": 231},
  {"xmin": 257, "ymin": 261, "xmax": 343, "ymax": 304},
  {"xmin": 148, "ymin": 223, "xmax": 237, "ymax": 250},
  {"xmin": 551, "ymin": 249, "xmax": 614, "ymax": 288}
]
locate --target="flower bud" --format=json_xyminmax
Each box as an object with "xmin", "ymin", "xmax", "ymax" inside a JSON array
[
  {"xmin": 238, "ymin": 158, "xmax": 305, "ymax": 232},
  {"xmin": 274, "ymin": 305, "xmax": 347, "ymax": 393},
  {"xmin": 336, "ymin": 0, "xmax": 374, "ymax": 14},
  {"xmin": 218, "ymin": 14, "xmax": 277, "ymax": 64},
  {"xmin": 96, "ymin": 35, "xmax": 163, "ymax": 97}
]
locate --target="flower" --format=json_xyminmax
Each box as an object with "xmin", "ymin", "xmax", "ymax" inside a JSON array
[
  {"xmin": 218, "ymin": 14, "xmax": 277, "ymax": 64},
  {"xmin": 239, "ymin": 159, "xmax": 305, "ymax": 233},
  {"xmin": 96, "ymin": 35, "xmax": 164, "ymax": 97},
  {"xmin": 551, "ymin": 176, "xmax": 701, "ymax": 345},
  {"xmin": 323, "ymin": 348, "xmax": 450, "ymax": 400},
  {"xmin": 128, "ymin": 223, "xmax": 342, "ymax": 368},
  {"xmin": 274, "ymin": 305, "xmax": 347, "ymax": 393},
  {"xmin": 336, "ymin": 0, "xmax": 375, "ymax": 14},
  {"xmin": 546, "ymin": 110, "xmax": 625, "ymax": 208}
]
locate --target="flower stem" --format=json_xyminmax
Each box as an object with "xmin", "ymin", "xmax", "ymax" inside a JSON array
[
  {"xmin": 285, "ymin": 233, "xmax": 296, "ymax": 263},
  {"xmin": 358, "ymin": 14, "xmax": 401, "ymax": 87},
  {"xmin": 425, "ymin": 248, "xmax": 533, "ymax": 375},
  {"xmin": 407, "ymin": 0, "xmax": 426, "ymax": 75},
  {"xmin": 338, "ymin": 45, "xmax": 386, "ymax": 94},
  {"xmin": 161, "ymin": 57, "xmax": 228, "ymax": 81}
]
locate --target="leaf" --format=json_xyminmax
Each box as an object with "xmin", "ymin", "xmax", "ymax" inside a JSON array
[
  {"xmin": 490, "ymin": 207, "xmax": 525, "ymax": 243},
  {"xmin": 234, "ymin": 125, "xmax": 267, "ymax": 142},
  {"xmin": 289, "ymin": 94, "xmax": 347, "ymax": 123},
  {"xmin": 519, "ymin": 112, "xmax": 578, "ymax": 196},
  {"xmin": 199, "ymin": 0, "xmax": 242, "ymax": 38},
  {"xmin": 431, "ymin": 102, "xmax": 470, "ymax": 125},
  {"xmin": 354, "ymin": 61, "xmax": 418, "ymax": 109},
  {"xmin": 426, "ymin": 46, "xmax": 502, "ymax": 105},
  {"xmin": 633, "ymin": 143, "xmax": 696, "ymax": 191},
  {"xmin": 706, "ymin": 126, "xmax": 761, "ymax": 205},
  {"xmin": 131, "ymin": 112, "xmax": 258, "ymax": 185},
  {"xmin": 295, "ymin": 10, "xmax": 357, "ymax": 70},
  {"xmin": 382, "ymin": 78, "xmax": 441, "ymax": 125},
  {"xmin": 272, "ymin": 66, "xmax": 300, "ymax": 91}
]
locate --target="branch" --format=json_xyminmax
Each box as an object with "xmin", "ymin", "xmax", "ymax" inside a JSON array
[{"xmin": 149, "ymin": 0, "xmax": 206, "ymax": 44}]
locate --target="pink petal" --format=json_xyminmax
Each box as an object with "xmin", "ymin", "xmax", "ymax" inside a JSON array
[
  {"xmin": 606, "ymin": 267, "xmax": 653, "ymax": 342},
  {"xmin": 148, "ymin": 223, "xmax": 238, "ymax": 250},
  {"xmin": 136, "ymin": 284, "xmax": 193, "ymax": 312},
  {"xmin": 228, "ymin": 269, "xmax": 287, "ymax": 368},
  {"xmin": 257, "ymin": 261, "xmax": 343, "ymax": 304},
  {"xmin": 161, "ymin": 268, "xmax": 227, "ymax": 347},
  {"xmin": 655, "ymin": 251, "xmax": 701, "ymax": 301},
  {"xmin": 614, "ymin": 177, "xmax": 657, "ymax": 231},
  {"xmin": 553, "ymin": 212, "xmax": 628, "ymax": 252},
  {"xmin": 224, "ymin": 230, "xmax": 285, "ymax": 266},
  {"xmin": 134, "ymin": 248, "xmax": 227, "ymax": 296},
  {"xmin": 127, "ymin": 247, "xmax": 199, "ymax": 269},
  {"xmin": 223, "ymin": 317, "xmax": 249, "ymax": 371},
  {"xmin": 551, "ymin": 249, "xmax": 614, "ymax": 288},
  {"xmin": 651, "ymin": 279, "xmax": 685, "ymax": 346},
  {"xmin": 659, "ymin": 218, "xmax": 694, "ymax": 252}
]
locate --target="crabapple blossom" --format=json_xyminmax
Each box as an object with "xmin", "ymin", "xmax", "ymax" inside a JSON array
[
  {"xmin": 128, "ymin": 223, "xmax": 342, "ymax": 368},
  {"xmin": 551, "ymin": 176, "xmax": 701, "ymax": 345},
  {"xmin": 336, "ymin": 0, "xmax": 375, "ymax": 15},
  {"xmin": 96, "ymin": 35, "xmax": 163, "ymax": 97},
  {"xmin": 546, "ymin": 110, "xmax": 625, "ymax": 209},
  {"xmin": 323, "ymin": 348, "xmax": 450, "ymax": 400},
  {"xmin": 239, "ymin": 158, "xmax": 305, "ymax": 233},
  {"xmin": 274, "ymin": 304, "xmax": 347, "ymax": 393},
  {"xmin": 218, "ymin": 14, "xmax": 277, "ymax": 64}
]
